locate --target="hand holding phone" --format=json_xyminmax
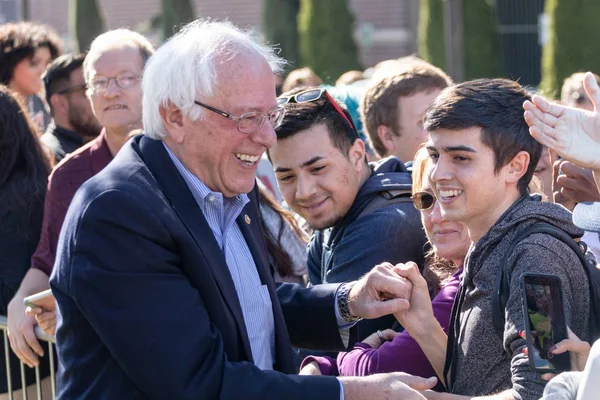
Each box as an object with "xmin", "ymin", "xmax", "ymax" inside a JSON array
[
  {"xmin": 521, "ymin": 273, "xmax": 571, "ymax": 374},
  {"xmin": 23, "ymin": 289, "xmax": 55, "ymax": 311}
]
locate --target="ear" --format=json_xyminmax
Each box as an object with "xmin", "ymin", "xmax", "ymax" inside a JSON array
[
  {"xmin": 505, "ymin": 150, "xmax": 530, "ymax": 185},
  {"xmin": 348, "ymin": 138, "xmax": 366, "ymax": 171},
  {"xmin": 159, "ymin": 103, "xmax": 185, "ymax": 144},
  {"xmin": 376, "ymin": 125, "xmax": 396, "ymax": 155}
]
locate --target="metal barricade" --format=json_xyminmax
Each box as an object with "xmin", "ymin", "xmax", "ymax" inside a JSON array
[{"xmin": 0, "ymin": 316, "xmax": 56, "ymax": 400}]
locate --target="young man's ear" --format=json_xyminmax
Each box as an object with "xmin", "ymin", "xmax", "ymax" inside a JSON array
[
  {"xmin": 376, "ymin": 125, "xmax": 396, "ymax": 156},
  {"xmin": 159, "ymin": 103, "xmax": 185, "ymax": 143},
  {"xmin": 506, "ymin": 150, "xmax": 530, "ymax": 184},
  {"xmin": 348, "ymin": 138, "xmax": 366, "ymax": 169}
]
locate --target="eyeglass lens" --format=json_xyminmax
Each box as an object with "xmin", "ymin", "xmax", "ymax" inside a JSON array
[{"xmin": 412, "ymin": 192, "xmax": 435, "ymax": 210}]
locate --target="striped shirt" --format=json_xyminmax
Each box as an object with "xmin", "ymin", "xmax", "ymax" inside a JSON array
[{"xmin": 164, "ymin": 144, "xmax": 276, "ymax": 370}]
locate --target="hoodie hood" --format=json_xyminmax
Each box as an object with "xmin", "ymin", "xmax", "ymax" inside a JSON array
[
  {"xmin": 338, "ymin": 155, "xmax": 412, "ymax": 225},
  {"xmin": 466, "ymin": 194, "xmax": 583, "ymax": 280}
]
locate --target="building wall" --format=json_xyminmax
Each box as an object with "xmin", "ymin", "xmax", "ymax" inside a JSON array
[{"xmin": 27, "ymin": 0, "xmax": 418, "ymax": 69}]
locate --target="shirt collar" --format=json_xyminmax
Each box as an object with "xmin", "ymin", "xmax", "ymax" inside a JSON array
[{"xmin": 162, "ymin": 142, "xmax": 249, "ymax": 211}]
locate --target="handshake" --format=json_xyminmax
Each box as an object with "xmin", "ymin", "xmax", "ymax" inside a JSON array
[{"xmin": 328, "ymin": 261, "xmax": 443, "ymax": 400}]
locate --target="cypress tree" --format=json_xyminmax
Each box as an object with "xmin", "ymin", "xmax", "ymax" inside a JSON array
[
  {"xmin": 263, "ymin": 0, "xmax": 300, "ymax": 68},
  {"xmin": 418, "ymin": 0, "xmax": 502, "ymax": 80},
  {"xmin": 298, "ymin": 0, "xmax": 361, "ymax": 84},
  {"xmin": 161, "ymin": 0, "xmax": 196, "ymax": 41},
  {"xmin": 540, "ymin": 0, "xmax": 600, "ymax": 98},
  {"xmin": 69, "ymin": 0, "xmax": 105, "ymax": 52}
]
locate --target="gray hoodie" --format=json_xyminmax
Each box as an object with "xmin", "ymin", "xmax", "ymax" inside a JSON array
[{"xmin": 450, "ymin": 195, "xmax": 590, "ymax": 400}]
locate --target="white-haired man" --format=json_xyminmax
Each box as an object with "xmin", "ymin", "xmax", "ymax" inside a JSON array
[
  {"xmin": 7, "ymin": 28, "xmax": 153, "ymax": 373},
  {"xmin": 50, "ymin": 20, "xmax": 436, "ymax": 399}
]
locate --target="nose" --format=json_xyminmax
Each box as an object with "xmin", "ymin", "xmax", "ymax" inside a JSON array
[
  {"xmin": 295, "ymin": 173, "xmax": 317, "ymax": 201},
  {"xmin": 251, "ymin": 119, "xmax": 277, "ymax": 149},
  {"xmin": 103, "ymin": 79, "xmax": 121, "ymax": 98},
  {"xmin": 430, "ymin": 200, "xmax": 444, "ymax": 224},
  {"xmin": 429, "ymin": 157, "xmax": 451, "ymax": 186}
]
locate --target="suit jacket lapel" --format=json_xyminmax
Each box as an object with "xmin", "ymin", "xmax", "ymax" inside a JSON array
[
  {"xmin": 137, "ymin": 136, "xmax": 254, "ymax": 361},
  {"xmin": 239, "ymin": 189, "xmax": 297, "ymax": 373}
]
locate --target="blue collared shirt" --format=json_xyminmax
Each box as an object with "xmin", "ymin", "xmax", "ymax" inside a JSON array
[{"xmin": 164, "ymin": 144, "xmax": 275, "ymax": 370}]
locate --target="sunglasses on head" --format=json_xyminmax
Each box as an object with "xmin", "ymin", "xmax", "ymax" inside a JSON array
[
  {"xmin": 277, "ymin": 88, "xmax": 355, "ymax": 130},
  {"xmin": 411, "ymin": 192, "xmax": 435, "ymax": 210}
]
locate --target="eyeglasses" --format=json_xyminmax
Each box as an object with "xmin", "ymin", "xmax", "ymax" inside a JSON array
[
  {"xmin": 411, "ymin": 191, "xmax": 435, "ymax": 210},
  {"xmin": 57, "ymin": 83, "xmax": 87, "ymax": 95},
  {"xmin": 88, "ymin": 73, "xmax": 140, "ymax": 94},
  {"xmin": 277, "ymin": 88, "xmax": 355, "ymax": 129},
  {"xmin": 194, "ymin": 100, "xmax": 286, "ymax": 135}
]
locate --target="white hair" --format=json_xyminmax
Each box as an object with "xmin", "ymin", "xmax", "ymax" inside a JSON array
[
  {"xmin": 142, "ymin": 19, "xmax": 286, "ymax": 139},
  {"xmin": 83, "ymin": 29, "xmax": 155, "ymax": 84}
]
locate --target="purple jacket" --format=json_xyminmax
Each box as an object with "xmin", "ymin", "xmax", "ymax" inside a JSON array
[{"xmin": 301, "ymin": 270, "xmax": 461, "ymax": 378}]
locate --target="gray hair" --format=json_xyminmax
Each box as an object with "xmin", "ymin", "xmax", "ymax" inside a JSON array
[{"xmin": 142, "ymin": 19, "xmax": 286, "ymax": 140}]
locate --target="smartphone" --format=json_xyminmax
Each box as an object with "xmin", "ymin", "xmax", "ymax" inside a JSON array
[
  {"xmin": 521, "ymin": 273, "xmax": 571, "ymax": 373},
  {"xmin": 23, "ymin": 289, "xmax": 55, "ymax": 311}
]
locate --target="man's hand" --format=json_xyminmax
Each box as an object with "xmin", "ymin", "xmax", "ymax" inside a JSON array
[
  {"xmin": 523, "ymin": 71, "xmax": 600, "ymax": 171},
  {"xmin": 555, "ymin": 160, "xmax": 600, "ymax": 204},
  {"xmin": 26, "ymin": 307, "xmax": 56, "ymax": 336},
  {"xmin": 362, "ymin": 329, "xmax": 398, "ymax": 349},
  {"xmin": 341, "ymin": 372, "xmax": 437, "ymax": 400},
  {"xmin": 552, "ymin": 155, "xmax": 576, "ymax": 211},
  {"xmin": 347, "ymin": 263, "xmax": 412, "ymax": 320},
  {"xmin": 7, "ymin": 297, "xmax": 44, "ymax": 368},
  {"xmin": 391, "ymin": 262, "xmax": 437, "ymax": 337}
]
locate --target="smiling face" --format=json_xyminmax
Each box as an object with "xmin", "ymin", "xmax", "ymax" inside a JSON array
[
  {"xmin": 270, "ymin": 123, "xmax": 367, "ymax": 230},
  {"xmin": 163, "ymin": 57, "xmax": 280, "ymax": 197},
  {"xmin": 427, "ymin": 127, "xmax": 523, "ymax": 242},
  {"xmin": 419, "ymin": 173, "xmax": 470, "ymax": 265},
  {"xmin": 87, "ymin": 45, "xmax": 143, "ymax": 133},
  {"xmin": 10, "ymin": 46, "xmax": 52, "ymax": 96}
]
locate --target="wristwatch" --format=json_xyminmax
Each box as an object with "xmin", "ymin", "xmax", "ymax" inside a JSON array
[{"xmin": 337, "ymin": 282, "xmax": 362, "ymax": 323}]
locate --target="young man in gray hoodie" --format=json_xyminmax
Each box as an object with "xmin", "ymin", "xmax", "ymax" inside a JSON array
[{"xmin": 393, "ymin": 78, "xmax": 591, "ymax": 400}]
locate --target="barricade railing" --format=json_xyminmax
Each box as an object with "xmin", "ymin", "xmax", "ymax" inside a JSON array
[{"xmin": 0, "ymin": 315, "xmax": 56, "ymax": 400}]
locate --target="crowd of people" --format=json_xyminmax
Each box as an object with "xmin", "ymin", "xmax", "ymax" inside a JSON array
[{"xmin": 0, "ymin": 17, "xmax": 599, "ymax": 400}]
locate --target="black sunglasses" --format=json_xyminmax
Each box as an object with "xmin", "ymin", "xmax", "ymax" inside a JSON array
[{"xmin": 411, "ymin": 192, "xmax": 435, "ymax": 210}]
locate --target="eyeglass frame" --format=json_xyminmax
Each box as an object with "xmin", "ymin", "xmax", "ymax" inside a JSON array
[
  {"xmin": 193, "ymin": 100, "xmax": 286, "ymax": 134},
  {"xmin": 277, "ymin": 88, "xmax": 355, "ymax": 130},
  {"xmin": 87, "ymin": 74, "xmax": 141, "ymax": 94},
  {"xmin": 411, "ymin": 191, "xmax": 435, "ymax": 210}
]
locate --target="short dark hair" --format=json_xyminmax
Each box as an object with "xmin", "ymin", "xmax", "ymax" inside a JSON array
[
  {"xmin": 0, "ymin": 22, "xmax": 62, "ymax": 85},
  {"xmin": 272, "ymin": 87, "xmax": 360, "ymax": 159},
  {"xmin": 361, "ymin": 61, "xmax": 453, "ymax": 157},
  {"xmin": 43, "ymin": 53, "xmax": 86, "ymax": 109},
  {"xmin": 424, "ymin": 78, "xmax": 541, "ymax": 196}
]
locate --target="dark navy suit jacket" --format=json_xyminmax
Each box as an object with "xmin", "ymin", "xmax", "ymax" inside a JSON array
[{"xmin": 50, "ymin": 135, "xmax": 355, "ymax": 399}]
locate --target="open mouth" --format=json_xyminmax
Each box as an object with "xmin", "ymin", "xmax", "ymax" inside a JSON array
[
  {"xmin": 438, "ymin": 189, "xmax": 463, "ymax": 201},
  {"xmin": 105, "ymin": 104, "xmax": 127, "ymax": 111},
  {"xmin": 235, "ymin": 153, "xmax": 260, "ymax": 167}
]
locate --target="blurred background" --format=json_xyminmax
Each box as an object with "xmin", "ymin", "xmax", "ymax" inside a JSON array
[{"xmin": 1, "ymin": 0, "xmax": 598, "ymax": 98}]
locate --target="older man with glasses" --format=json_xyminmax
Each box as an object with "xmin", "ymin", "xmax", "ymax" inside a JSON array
[
  {"xmin": 49, "ymin": 20, "xmax": 437, "ymax": 399},
  {"xmin": 7, "ymin": 28, "xmax": 154, "ymax": 372}
]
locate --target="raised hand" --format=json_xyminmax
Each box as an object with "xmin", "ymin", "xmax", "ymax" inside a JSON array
[{"xmin": 523, "ymin": 72, "xmax": 600, "ymax": 170}]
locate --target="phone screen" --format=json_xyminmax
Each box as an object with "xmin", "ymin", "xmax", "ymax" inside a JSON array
[{"xmin": 523, "ymin": 274, "xmax": 570, "ymax": 372}]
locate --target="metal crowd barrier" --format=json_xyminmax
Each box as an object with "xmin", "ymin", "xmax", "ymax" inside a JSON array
[{"xmin": 0, "ymin": 316, "xmax": 56, "ymax": 400}]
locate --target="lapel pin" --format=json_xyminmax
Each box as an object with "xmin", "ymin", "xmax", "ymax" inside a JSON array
[{"xmin": 245, "ymin": 214, "xmax": 251, "ymax": 225}]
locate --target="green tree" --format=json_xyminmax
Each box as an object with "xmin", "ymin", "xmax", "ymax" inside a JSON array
[
  {"xmin": 263, "ymin": 0, "xmax": 300, "ymax": 68},
  {"xmin": 540, "ymin": 0, "xmax": 600, "ymax": 98},
  {"xmin": 69, "ymin": 0, "xmax": 105, "ymax": 52},
  {"xmin": 298, "ymin": 0, "xmax": 361, "ymax": 84},
  {"xmin": 418, "ymin": 0, "xmax": 502, "ymax": 80},
  {"xmin": 160, "ymin": 0, "xmax": 196, "ymax": 41}
]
